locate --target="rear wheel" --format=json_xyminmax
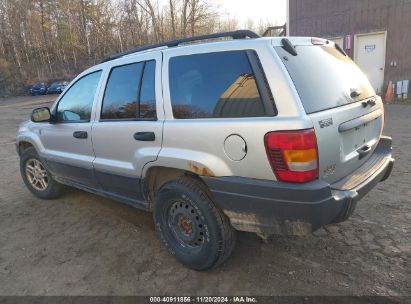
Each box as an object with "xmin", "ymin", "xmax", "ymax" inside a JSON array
[
  {"xmin": 154, "ymin": 177, "xmax": 236, "ymax": 271},
  {"xmin": 20, "ymin": 147, "xmax": 64, "ymax": 199}
]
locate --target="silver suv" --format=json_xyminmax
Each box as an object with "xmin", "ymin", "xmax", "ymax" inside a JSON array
[{"xmin": 16, "ymin": 31, "xmax": 394, "ymax": 270}]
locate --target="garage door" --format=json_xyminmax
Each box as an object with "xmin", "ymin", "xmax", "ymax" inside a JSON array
[{"xmin": 355, "ymin": 32, "xmax": 386, "ymax": 94}]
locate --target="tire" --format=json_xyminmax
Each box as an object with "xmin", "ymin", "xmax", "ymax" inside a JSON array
[
  {"xmin": 20, "ymin": 147, "xmax": 64, "ymax": 199},
  {"xmin": 154, "ymin": 176, "xmax": 236, "ymax": 271}
]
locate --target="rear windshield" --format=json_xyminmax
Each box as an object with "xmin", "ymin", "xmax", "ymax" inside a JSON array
[{"xmin": 275, "ymin": 45, "xmax": 375, "ymax": 114}]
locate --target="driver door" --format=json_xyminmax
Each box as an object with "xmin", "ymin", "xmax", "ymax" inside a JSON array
[{"xmin": 39, "ymin": 70, "xmax": 103, "ymax": 188}]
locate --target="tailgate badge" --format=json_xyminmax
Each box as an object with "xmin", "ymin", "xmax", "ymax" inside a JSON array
[
  {"xmin": 324, "ymin": 164, "xmax": 336, "ymax": 177},
  {"xmin": 319, "ymin": 118, "xmax": 333, "ymax": 128}
]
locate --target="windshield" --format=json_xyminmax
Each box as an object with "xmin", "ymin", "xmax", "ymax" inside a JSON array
[{"xmin": 275, "ymin": 45, "xmax": 375, "ymax": 114}]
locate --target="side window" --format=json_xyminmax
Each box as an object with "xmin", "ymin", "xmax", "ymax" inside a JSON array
[
  {"xmin": 101, "ymin": 62, "xmax": 144, "ymax": 119},
  {"xmin": 139, "ymin": 61, "xmax": 156, "ymax": 119},
  {"xmin": 56, "ymin": 71, "xmax": 102, "ymax": 122},
  {"xmin": 169, "ymin": 51, "xmax": 266, "ymax": 119},
  {"xmin": 101, "ymin": 60, "xmax": 157, "ymax": 120}
]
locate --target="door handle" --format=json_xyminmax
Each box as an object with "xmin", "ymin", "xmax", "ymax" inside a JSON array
[
  {"xmin": 134, "ymin": 132, "xmax": 155, "ymax": 141},
  {"xmin": 361, "ymin": 99, "xmax": 376, "ymax": 108},
  {"xmin": 73, "ymin": 131, "xmax": 88, "ymax": 139},
  {"xmin": 357, "ymin": 144, "xmax": 371, "ymax": 160}
]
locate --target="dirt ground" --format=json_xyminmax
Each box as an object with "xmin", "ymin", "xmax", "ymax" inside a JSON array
[{"xmin": 0, "ymin": 96, "xmax": 409, "ymax": 296}]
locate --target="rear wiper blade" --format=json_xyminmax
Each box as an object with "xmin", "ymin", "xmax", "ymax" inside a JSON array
[
  {"xmin": 335, "ymin": 43, "xmax": 347, "ymax": 56},
  {"xmin": 281, "ymin": 38, "xmax": 297, "ymax": 56}
]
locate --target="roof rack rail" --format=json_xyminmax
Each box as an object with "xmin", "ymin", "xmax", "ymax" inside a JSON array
[{"xmin": 100, "ymin": 30, "xmax": 260, "ymax": 63}]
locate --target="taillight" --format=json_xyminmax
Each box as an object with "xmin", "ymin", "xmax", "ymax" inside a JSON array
[{"xmin": 264, "ymin": 129, "xmax": 319, "ymax": 183}]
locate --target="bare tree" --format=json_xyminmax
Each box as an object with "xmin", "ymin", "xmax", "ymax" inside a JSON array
[
  {"xmin": 0, "ymin": 0, "xmax": 282, "ymax": 97},
  {"xmin": 169, "ymin": 0, "xmax": 176, "ymax": 38}
]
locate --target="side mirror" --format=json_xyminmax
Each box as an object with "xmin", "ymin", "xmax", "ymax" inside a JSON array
[{"xmin": 31, "ymin": 107, "xmax": 52, "ymax": 122}]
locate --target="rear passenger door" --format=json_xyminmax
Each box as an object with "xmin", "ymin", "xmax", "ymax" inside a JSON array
[{"xmin": 91, "ymin": 53, "xmax": 163, "ymax": 203}]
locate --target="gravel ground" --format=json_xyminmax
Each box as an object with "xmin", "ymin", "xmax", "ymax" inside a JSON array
[{"xmin": 0, "ymin": 96, "xmax": 409, "ymax": 296}]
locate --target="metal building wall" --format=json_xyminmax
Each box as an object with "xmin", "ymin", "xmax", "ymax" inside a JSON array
[{"xmin": 289, "ymin": 0, "xmax": 411, "ymax": 89}]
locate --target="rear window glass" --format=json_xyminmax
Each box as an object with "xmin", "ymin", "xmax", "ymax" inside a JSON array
[
  {"xmin": 101, "ymin": 60, "xmax": 157, "ymax": 120},
  {"xmin": 101, "ymin": 62, "xmax": 143, "ymax": 119},
  {"xmin": 169, "ymin": 51, "xmax": 266, "ymax": 119},
  {"xmin": 275, "ymin": 45, "xmax": 375, "ymax": 114}
]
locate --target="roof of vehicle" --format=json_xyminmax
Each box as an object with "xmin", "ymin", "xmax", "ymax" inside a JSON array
[
  {"xmin": 100, "ymin": 30, "xmax": 260, "ymax": 63},
  {"xmin": 79, "ymin": 31, "xmax": 335, "ymax": 77},
  {"xmin": 100, "ymin": 30, "xmax": 328, "ymax": 62}
]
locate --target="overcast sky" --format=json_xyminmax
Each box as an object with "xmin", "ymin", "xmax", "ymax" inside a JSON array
[{"xmin": 218, "ymin": 0, "xmax": 287, "ymax": 27}]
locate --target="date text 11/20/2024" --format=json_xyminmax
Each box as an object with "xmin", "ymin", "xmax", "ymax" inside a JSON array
[{"xmin": 149, "ymin": 296, "xmax": 258, "ymax": 303}]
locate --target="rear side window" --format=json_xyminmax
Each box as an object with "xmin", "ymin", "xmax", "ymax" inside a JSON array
[
  {"xmin": 101, "ymin": 60, "xmax": 156, "ymax": 120},
  {"xmin": 169, "ymin": 51, "xmax": 268, "ymax": 119},
  {"xmin": 275, "ymin": 45, "xmax": 376, "ymax": 114},
  {"xmin": 139, "ymin": 61, "xmax": 156, "ymax": 119}
]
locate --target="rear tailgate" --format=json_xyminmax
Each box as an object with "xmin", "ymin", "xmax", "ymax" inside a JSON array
[
  {"xmin": 308, "ymin": 99, "xmax": 383, "ymax": 184},
  {"xmin": 275, "ymin": 41, "xmax": 384, "ymax": 184}
]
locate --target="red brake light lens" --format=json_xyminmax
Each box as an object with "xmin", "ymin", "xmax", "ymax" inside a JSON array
[{"xmin": 264, "ymin": 129, "xmax": 319, "ymax": 183}]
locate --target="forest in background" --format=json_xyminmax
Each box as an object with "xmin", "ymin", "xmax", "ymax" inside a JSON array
[{"xmin": 0, "ymin": 0, "xmax": 281, "ymax": 97}]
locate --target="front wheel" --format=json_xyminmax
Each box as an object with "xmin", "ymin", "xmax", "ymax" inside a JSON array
[
  {"xmin": 154, "ymin": 177, "xmax": 236, "ymax": 271},
  {"xmin": 20, "ymin": 147, "xmax": 64, "ymax": 199}
]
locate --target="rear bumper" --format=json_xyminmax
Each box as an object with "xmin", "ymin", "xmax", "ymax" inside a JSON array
[{"xmin": 202, "ymin": 136, "xmax": 394, "ymax": 236}]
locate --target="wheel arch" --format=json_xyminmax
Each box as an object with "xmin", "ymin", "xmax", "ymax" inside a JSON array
[
  {"xmin": 17, "ymin": 140, "xmax": 36, "ymax": 156},
  {"xmin": 142, "ymin": 166, "xmax": 211, "ymax": 210},
  {"xmin": 16, "ymin": 130, "xmax": 44, "ymax": 157}
]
